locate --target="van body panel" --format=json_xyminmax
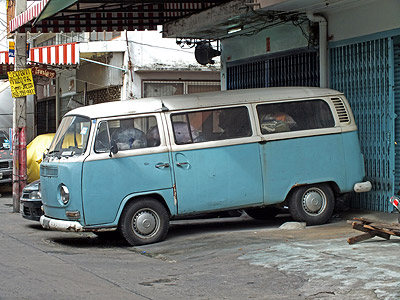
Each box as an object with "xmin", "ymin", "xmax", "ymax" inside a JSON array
[
  {"xmin": 40, "ymin": 161, "xmax": 84, "ymax": 222},
  {"xmin": 341, "ymin": 131, "xmax": 366, "ymax": 187},
  {"xmin": 171, "ymin": 143, "xmax": 264, "ymax": 214},
  {"xmin": 260, "ymin": 133, "xmax": 348, "ymax": 204},
  {"xmin": 83, "ymin": 189, "xmax": 176, "ymax": 229},
  {"xmin": 82, "ymin": 151, "xmax": 174, "ymax": 225}
]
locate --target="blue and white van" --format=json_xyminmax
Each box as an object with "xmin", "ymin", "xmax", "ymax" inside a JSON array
[{"xmin": 40, "ymin": 87, "xmax": 371, "ymax": 245}]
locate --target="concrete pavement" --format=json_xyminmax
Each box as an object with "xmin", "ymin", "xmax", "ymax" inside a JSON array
[{"xmin": 1, "ymin": 188, "xmax": 400, "ymax": 299}]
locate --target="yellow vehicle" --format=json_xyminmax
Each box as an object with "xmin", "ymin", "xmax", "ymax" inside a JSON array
[{"xmin": 27, "ymin": 133, "xmax": 55, "ymax": 183}]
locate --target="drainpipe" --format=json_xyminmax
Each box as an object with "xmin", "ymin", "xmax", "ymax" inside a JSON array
[{"xmin": 306, "ymin": 12, "xmax": 328, "ymax": 88}]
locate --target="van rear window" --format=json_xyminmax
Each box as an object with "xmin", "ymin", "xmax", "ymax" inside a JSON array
[
  {"xmin": 256, "ymin": 100, "xmax": 335, "ymax": 134},
  {"xmin": 171, "ymin": 106, "xmax": 252, "ymax": 144}
]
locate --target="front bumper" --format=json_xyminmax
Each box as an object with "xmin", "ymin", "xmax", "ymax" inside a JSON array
[
  {"xmin": 0, "ymin": 169, "xmax": 12, "ymax": 185},
  {"xmin": 40, "ymin": 215, "xmax": 84, "ymax": 232},
  {"xmin": 353, "ymin": 181, "xmax": 372, "ymax": 193},
  {"xmin": 21, "ymin": 200, "xmax": 43, "ymax": 221}
]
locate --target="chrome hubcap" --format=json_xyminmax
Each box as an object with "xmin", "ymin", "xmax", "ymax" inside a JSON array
[
  {"xmin": 133, "ymin": 209, "xmax": 160, "ymax": 238},
  {"xmin": 302, "ymin": 188, "xmax": 326, "ymax": 216}
]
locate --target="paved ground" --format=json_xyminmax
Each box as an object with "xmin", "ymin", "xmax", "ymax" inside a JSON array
[{"xmin": 0, "ymin": 187, "xmax": 399, "ymax": 300}]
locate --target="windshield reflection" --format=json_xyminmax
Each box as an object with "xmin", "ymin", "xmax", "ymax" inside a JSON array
[{"xmin": 48, "ymin": 116, "xmax": 91, "ymax": 157}]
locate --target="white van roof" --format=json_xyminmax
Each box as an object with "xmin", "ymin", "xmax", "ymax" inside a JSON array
[{"xmin": 66, "ymin": 87, "xmax": 344, "ymax": 119}]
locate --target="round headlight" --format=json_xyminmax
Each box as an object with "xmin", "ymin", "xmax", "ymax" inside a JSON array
[
  {"xmin": 30, "ymin": 191, "xmax": 42, "ymax": 200},
  {"xmin": 60, "ymin": 185, "xmax": 70, "ymax": 205}
]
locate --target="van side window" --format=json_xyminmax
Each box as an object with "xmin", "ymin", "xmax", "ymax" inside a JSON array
[
  {"xmin": 171, "ymin": 106, "xmax": 252, "ymax": 144},
  {"xmin": 257, "ymin": 100, "xmax": 335, "ymax": 134},
  {"xmin": 94, "ymin": 116, "xmax": 159, "ymax": 152}
]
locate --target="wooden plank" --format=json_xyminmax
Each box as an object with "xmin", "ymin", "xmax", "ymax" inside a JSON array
[
  {"xmin": 347, "ymin": 232, "xmax": 376, "ymax": 245},
  {"xmin": 352, "ymin": 217, "xmax": 375, "ymax": 224},
  {"xmin": 348, "ymin": 217, "xmax": 400, "ymax": 244},
  {"xmin": 364, "ymin": 224, "xmax": 396, "ymax": 236},
  {"xmin": 368, "ymin": 222, "xmax": 400, "ymax": 229},
  {"xmin": 352, "ymin": 223, "xmax": 391, "ymax": 240},
  {"xmin": 352, "ymin": 218, "xmax": 400, "ymax": 229}
]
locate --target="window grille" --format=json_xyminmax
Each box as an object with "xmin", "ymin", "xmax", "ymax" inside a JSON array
[{"xmin": 227, "ymin": 51, "xmax": 319, "ymax": 90}]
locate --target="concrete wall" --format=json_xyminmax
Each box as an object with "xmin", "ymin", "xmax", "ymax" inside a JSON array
[
  {"xmin": 326, "ymin": 0, "xmax": 400, "ymax": 43},
  {"xmin": 118, "ymin": 28, "xmax": 220, "ymax": 99},
  {"xmin": 119, "ymin": 28, "xmax": 220, "ymax": 71},
  {"xmin": 221, "ymin": 23, "xmax": 307, "ymax": 63},
  {"xmin": 77, "ymin": 52, "xmax": 123, "ymax": 93},
  {"xmin": 132, "ymin": 70, "xmax": 220, "ymax": 98}
]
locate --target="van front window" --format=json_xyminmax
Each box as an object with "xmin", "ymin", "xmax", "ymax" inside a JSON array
[{"xmin": 48, "ymin": 116, "xmax": 91, "ymax": 157}]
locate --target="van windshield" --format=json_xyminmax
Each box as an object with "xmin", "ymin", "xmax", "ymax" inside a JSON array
[{"xmin": 48, "ymin": 116, "xmax": 91, "ymax": 157}]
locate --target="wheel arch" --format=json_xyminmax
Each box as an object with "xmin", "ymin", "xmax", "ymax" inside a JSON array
[
  {"xmin": 284, "ymin": 181, "xmax": 340, "ymax": 205},
  {"xmin": 116, "ymin": 191, "xmax": 173, "ymax": 226}
]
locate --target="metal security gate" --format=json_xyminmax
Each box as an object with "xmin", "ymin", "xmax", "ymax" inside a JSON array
[
  {"xmin": 394, "ymin": 37, "xmax": 400, "ymax": 201},
  {"xmin": 227, "ymin": 51, "xmax": 319, "ymax": 90},
  {"xmin": 330, "ymin": 38, "xmax": 395, "ymax": 212}
]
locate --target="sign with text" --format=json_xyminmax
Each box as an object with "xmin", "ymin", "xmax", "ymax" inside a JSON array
[
  {"xmin": 31, "ymin": 67, "xmax": 56, "ymax": 79},
  {"xmin": 8, "ymin": 41, "xmax": 15, "ymax": 58},
  {"xmin": 7, "ymin": 69, "xmax": 36, "ymax": 98}
]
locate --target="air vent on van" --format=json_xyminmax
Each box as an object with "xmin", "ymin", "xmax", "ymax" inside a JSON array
[{"xmin": 331, "ymin": 97, "xmax": 350, "ymax": 123}]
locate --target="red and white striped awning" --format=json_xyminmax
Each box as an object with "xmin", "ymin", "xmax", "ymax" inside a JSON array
[
  {"xmin": 0, "ymin": 52, "xmax": 15, "ymax": 75},
  {"xmin": 0, "ymin": 52, "xmax": 15, "ymax": 65},
  {"xmin": 9, "ymin": 0, "xmax": 224, "ymax": 33},
  {"xmin": 29, "ymin": 43, "xmax": 80, "ymax": 65},
  {"xmin": 0, "ymin": 42, "xmax": 80, "ymax": 75}
]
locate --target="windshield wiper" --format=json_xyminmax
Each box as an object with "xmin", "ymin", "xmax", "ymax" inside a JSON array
[{"xmin": 47, "ymin": 150, "xmax": 60, "ymax": 155}]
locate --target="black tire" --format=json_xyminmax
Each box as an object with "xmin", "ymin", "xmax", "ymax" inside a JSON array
[
  {"xmin": 245, "ymin": 207, "xmax": 280, "ymax": 220},
  {"xmin": 120, "ymin": 198, "xmax": 169, "ymax": 246},
  {"xmin": 288, "ymin": 183, "xmax": 335, "ymax": 225}
]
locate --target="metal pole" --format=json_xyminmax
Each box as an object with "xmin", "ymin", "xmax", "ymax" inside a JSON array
[
  {"xmin": 12, "ymin": 0, "xmax": 27, "ymax": 213},
  {"xmin": 55, "ymin": 75, "xmax": 60, "ymax": 129}
]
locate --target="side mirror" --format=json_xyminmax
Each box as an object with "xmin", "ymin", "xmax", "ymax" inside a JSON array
[
  {"xmin": 109, "ymin": 140, "xmax": 118, "ymax": 157},
  {"xmin": 43, "ymin": 148, "xmax": 49, "ymax": 160}
]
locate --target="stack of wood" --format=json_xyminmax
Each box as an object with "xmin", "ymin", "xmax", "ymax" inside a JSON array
[{"xmin": 347, "ymin": 217, "xmax": 400, "ymax": 244}]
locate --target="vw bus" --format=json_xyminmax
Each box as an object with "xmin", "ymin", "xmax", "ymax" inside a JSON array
[{"xmin": 40, "ymin": 87, "xmax": 371, "ymax": 245}]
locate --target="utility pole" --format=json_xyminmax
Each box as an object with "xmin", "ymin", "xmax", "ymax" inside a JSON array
[{"xmin": 12, "ymin": 0, "xmax": 27, "ymax": 212}]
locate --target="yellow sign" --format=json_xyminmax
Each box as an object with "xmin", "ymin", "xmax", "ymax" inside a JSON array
[{"xmin": 7, "ymin": 69, "xmax": 36, "ymax": 98}]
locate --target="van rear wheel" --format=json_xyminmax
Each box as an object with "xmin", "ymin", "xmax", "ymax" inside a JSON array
[
  {"xmin": 120, "ymin": 198, "xmax": 169, "ymax": 246},
  {"xmin": 288, "ymin": 184, "xmax": 334, "ymax": 225}
]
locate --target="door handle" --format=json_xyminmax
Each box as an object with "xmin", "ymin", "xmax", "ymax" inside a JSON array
[
  {"xmin": 176, "ymin": 162, "xmax": 189, "ymax": 167},
  {"xmin": 155, "ymin": 163, "xmax": 170, "ymax": 169}
]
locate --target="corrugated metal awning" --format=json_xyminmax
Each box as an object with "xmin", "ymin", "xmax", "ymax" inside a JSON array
[{"xmin": 10, "ymin": 0, "xmax": 230, "ymax": 33}]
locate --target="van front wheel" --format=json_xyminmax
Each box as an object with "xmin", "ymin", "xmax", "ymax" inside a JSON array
[
  {"xmin": 120, "ymin": 198, "xmax": 169, "ymax": 246},
  {"xmin": 288, "ymin": 184, "xmax": 334, "ymax": 225}
]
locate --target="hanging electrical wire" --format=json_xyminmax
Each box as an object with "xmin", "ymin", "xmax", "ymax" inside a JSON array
[{"xmin": 128, "ymin": 39, "xmax": 194, "ymax": 53}]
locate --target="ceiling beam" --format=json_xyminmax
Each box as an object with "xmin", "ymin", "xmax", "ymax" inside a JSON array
[{"xmin": 162, "ymin": 0, "xmax": 250, "ymax": 39}]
